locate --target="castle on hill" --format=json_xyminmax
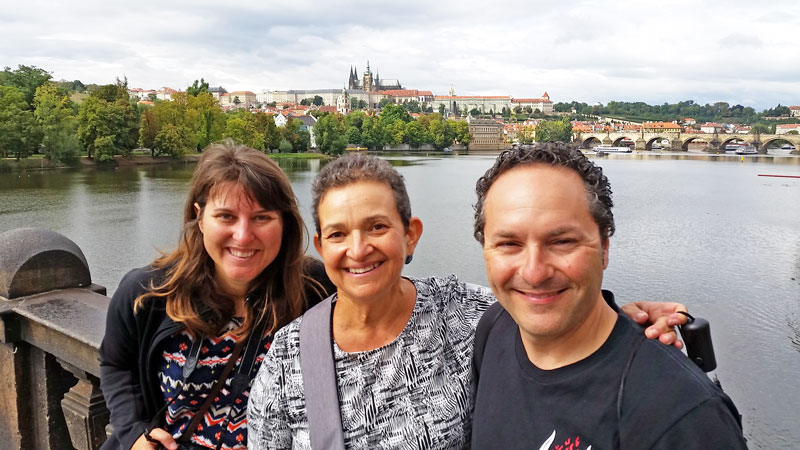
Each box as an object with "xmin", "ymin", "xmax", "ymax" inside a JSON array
[{"xmin": 347, "ymin": 61, "xmax": 402, "ymax": 92}]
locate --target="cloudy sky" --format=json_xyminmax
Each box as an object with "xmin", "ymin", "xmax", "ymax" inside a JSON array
[{"xmin": 2, "ymin": 0, "xmax": 798, "ymax": 110}]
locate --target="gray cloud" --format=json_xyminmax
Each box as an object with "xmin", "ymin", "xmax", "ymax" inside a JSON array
[{"xmin": 1, "ymin": 0, "xmax": 798, "ymax": 110}]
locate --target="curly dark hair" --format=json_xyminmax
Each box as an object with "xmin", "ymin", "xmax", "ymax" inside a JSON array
[
  {"xmin": 311, "ymin": 153, "xmax": 411, "ymax": 235},
  {"xmin": 473, "ymin": 142, "xmax": 615, "ymax": 244}
]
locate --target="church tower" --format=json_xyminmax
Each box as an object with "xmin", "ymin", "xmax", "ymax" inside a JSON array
[{"xmin": 362, "ymin": 61, "xmax": 374, "ymax": 92}]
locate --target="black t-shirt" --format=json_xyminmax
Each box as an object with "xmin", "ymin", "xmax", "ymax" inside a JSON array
[{"xmin": 471, "ymin": 293, "xmax": 746, "ymax": 450}]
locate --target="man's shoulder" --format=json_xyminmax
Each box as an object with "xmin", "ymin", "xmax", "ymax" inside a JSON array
[{"xmin": 619, "ymin": 318, "xmax": 743, "ymax": 446}]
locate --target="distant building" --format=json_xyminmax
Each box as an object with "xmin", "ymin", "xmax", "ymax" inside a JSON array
[
  {"xmin": 336, "ymin": 88, "xmax": 350, "ymax": 115},
  {"xmin": 776, "ymin": 123, "xmax": 800, "ymax": 135},
  {"xmin": 511, "ymin": 92, "xmax": 554, "ymax": 115},
  {"xmin": 209, "ymin": 86, "xmax": 227, "ymax": 101},
  {"xmin": 700, "ymin": 122, "xmax": 725, "ymax": 134},
  {"xmin": 466, "ymin": 116, "xmax": 505, "ymax": 150},
  {"xmin": 790, "ymin": 106, "xmax": 800, "ymax": 118},
  {"xmin": 296, "ymin": 115, "xmax": 318, "ymax": 148},
  {"xmin": 643, "ymin": 122, "xmax": 682, "ymax": 133},
  {"xmin": 682, "ymin": 118, "xmax": 696, "ymax": 125},
  {"xmin": 432, "ymin": 95, "xmax": 512, "ymax": 116},
  {"xmin": 220, "ymin": 91, "xmax": 257, "ymax": 108},
  {"xmin": 274, "ymin": 112, "xmax": 289, "ymax": 128},
  {"xmin": 348, "ymin": 61, "xmax": 402, "ymax": 92}
]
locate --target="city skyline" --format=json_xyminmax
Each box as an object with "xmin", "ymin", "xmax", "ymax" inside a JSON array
[{"xmin": 2, "ymin": 0, "xmax": 799, "ymax": 111}]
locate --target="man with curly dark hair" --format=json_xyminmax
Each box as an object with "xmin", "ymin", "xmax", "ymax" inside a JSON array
[{"xmin": 470, "ymin": 142, "xmax": 746, "ymax": 449}]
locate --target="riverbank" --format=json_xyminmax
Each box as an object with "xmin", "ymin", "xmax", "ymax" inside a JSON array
[{"xmin": 0, "ymin": 152, "xmax": 332, "ymax": 172}]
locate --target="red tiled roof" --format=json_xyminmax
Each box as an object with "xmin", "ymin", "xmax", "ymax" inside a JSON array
[
  {"xmin": 776, "ymin": 123, "xmax": 800, "ymax": 128},
  {"xmin": 434, "ymin": 95, "xmax": 510, "ymax": 100},
  {"xmin": 418, "ymin": 91, "xmax": 433, "ymax": 96},
  {"xmin": 230, "ymin": 91, "xmax": 256, "ymax": 95},
  {"xmin": 788, "ymin": 106, "xmax": 800, "ymax": 110},
  {"xmin": 511, "ymin": 98, "xmax": 552, "ymax": 103},
  {"xmin": 318, "ymin": 106, "xmax": 338, "ymax": 113},
  {"xmin": 382, "ymin": 89, "xmax": 419, "ymax": 97}
]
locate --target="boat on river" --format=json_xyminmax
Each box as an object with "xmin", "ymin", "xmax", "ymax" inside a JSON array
[
  {"xmin": 735, "ymin": 144, "xmax": 758, "ymax": 155},
  {"xmin": 592, "ymin": 145, "xmax": 632, "ymax": 154}
]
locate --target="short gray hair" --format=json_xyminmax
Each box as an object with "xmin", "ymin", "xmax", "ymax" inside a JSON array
[{"xmin": 311, "ymin": 153, "xmax": 412, "ymax": 235}]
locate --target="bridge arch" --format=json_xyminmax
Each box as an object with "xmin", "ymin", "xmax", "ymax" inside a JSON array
[{"xmin": 580, "ymin": 136, "xmax": 602, "ymax": 149}]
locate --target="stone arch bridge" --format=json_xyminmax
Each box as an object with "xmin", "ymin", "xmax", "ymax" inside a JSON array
[{"xmin": 575, "ymin": 131, "xmax": 800, "ymax": 154}]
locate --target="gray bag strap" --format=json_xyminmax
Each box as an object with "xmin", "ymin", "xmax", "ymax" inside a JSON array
[{"xmin": 299, "ymin": 294, "xmax": 346, "ymax": 450}]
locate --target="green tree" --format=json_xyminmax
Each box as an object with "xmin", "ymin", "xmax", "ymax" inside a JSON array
[
  {"xmin": 154, "ymin": 124, "xmax": 193, "ymax": 157},
  {"xmin": 314, "ymin": 114, "xmax": 347, "ymax": 154},
  {"xmin": 360, "ymin": 115, "xmax": 385, "ymax": 150},
  {"xmin": 378, "ymin": 98, "xmax": 392, "ymax": 109},
  {"xmin": 0, "ymin": 85, "xmax": 39, "ymax": 159},
  {"xmin": 750, "ymin": 123, "xmax": 771, "ymax": 134},
  {"xmin": 300, "ymin": 98, "xmax": 312, "ymax": 106},
  {"xmin": 404, "ymin": 120, "xmax": 430, "ymax": 148},
  {"xmin": 379, "ymin": 104, "xmax": 412, "ymax": 126},
  {"xmin": 469, "ymin": 108, "xmax": 480, "ymax": 117},
  {"xmin": 0, "ymin": 65, "xmax": 52, "ymax": 107},
  {"xmin": 438, "ymin": 104, "xmax": 446, "ymax": 115},
  {"xmin": 278, "ymin": 139, "xmax": 292, "ymax": 153},
  {"xmin": 450, "ymin": 120, "xmax": 471, "ymax": 146},
  {"xmin": 404, "ymin": 100, "xmax": 421, "ymax": 114},
  {"xmin": 78, "ymin": 84, "xmax": 139, "ymax": 159},
  {"xmin": 189, "ymin": 92, "xmax": 226, "ymax": 150},
  {"xmin": 186, "ymin": 78, "xmax": 210, "ymax": 96},
  {"xmin": 225, "ymin": 111, "xmax": 263, "ymax": 150},
  {"xmin": 33, "ymin": 82, "xmax": 80, "ymax": 163},
  {"xmin": 535, "ymin": 118, "xmax": 572, "ymax": 143},
  {"xmin": 313, "ymin": 95, "xmax": 324, "ymax": 106},
  {"xmin": 93, "ymin": 135, "xmax": 116, "ymax": 162},
  {"xmin": 345, "ymin": 126, "xmax": 362, "ymax": 145}
]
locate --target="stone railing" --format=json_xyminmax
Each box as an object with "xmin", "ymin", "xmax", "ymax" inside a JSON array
[{"xmin": 0, "ymin": 228, "xmax": 111, "ymax": 450}]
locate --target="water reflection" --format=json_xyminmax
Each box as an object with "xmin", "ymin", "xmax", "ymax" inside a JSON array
[{"xmin": 1, "ymin": 154, "xmax": 799, "ymax": 448}]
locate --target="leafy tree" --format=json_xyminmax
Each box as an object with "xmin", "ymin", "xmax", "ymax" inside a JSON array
[
  {"xmin": 450, "ymin": 120, "xmax": 471, "ymax": 146},
  {"xmin": 360, "ymin": 115, "xmax": 385, "ymax": 150},
  {"xmin": 379, "ymin": 104, "xmax": 412, "ymax": 126},
  {"xmin": 750, "ymin": 123, "xmax": 771, "ymax": 134},
  {"xmin": 281, "ymin": 118, "xmax": 309, "ymax": 152},
  {"xmin": 225, "ymin": 111, "xmax": 263, "ymax": 150},
  {"xmin": 33, "ymin": 83, "xmax": 80, "ymax": 163},
  {"xmin": 469, "ymin": 108, "xmax": 480, "ymax": 117},
  {"xmin": 403, "ymin": 100, "xmax": 420, "ymax": 114},
  {"xmin": 300, "ymin": 98, "xmax": 311, "ymax": 106},
  {"xmin": 0, "ymin": 85, "xmax": 39, "ymax": 159},
  {"xmin": 312, "ymin": 95, "xmax": 324, "ymax": 106},
  {"xmin": 345, "ymin": 126, "xmax": 362, "ymax": 145},
  {"xmin": 148, "ymin": 93, "xmax": 158, "ymax": 102},
  {"xmin": 154, "ymin": 124, "xmax": 193, "ymax": 157},
  {"xmin": 535, "ymin": 118, "xmax": 572, "ymax": 143},
  {"xmin": 78, "ymin": 81, "xmax": 139, "ymax": 159},
  {"xmin": 378, "ymin": 98, "xmax": 392, "ymax": 109},
  {"xmin": 186, "ymin": 78, "xmax": 210, "ymax": 96},
  {"xmin": 139, "ymin": 108, "xmax": 159, "ymax": 153},
  {"xmin": 404, "ymin": 120, "xmax": 430, "ymax": 148},
  {"xmin": 93, "ymin": 135, "xmax": 116, "ymax": 162},
  {"xmin": 278, "ymin": 138, "xmax": 292, "ymax": 153},
  {"xmin": 0, "ymin": 65, "xmax": 52, "ymax": 107},
  {"xmin": 314, "ymin": 114, "xmax": 347, "ymax": 154},
  {"xmin": 233, "ymin": 96, "xmax": 241, "ymax": 105},
  {"xmin": 438, "ymin": 104, "xmax": 446, "ymax": 115},
  {"xmin": 518, "ymin": 126, "xmax": 535, "ymax": 144},
  {"xmin": 190, "ymin": 92, "xmax": 226, "ymax": 150}
]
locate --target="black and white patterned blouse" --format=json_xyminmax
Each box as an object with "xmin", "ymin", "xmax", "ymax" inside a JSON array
[{"xmin": 247, "ymin": 275, "xmax": 495, "ymax": 450}]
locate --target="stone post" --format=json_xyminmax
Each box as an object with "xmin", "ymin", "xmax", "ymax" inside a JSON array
[{"xmin": 0, "ymin": 228, "xmax": 109, "ymax": 450}]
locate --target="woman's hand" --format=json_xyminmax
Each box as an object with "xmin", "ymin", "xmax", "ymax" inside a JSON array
[
  {"xmin": 132, "ymin": 428, "xmax": 177, "ymax": 450},
  {"xmin": 621, "ymin": 301, "xmax": 689, "ymax": 349}
]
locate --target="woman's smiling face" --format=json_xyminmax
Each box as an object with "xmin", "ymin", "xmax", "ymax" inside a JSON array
[
  {"xmin": 197, "ymin": 182, "xmax": 284, "ymax": 298},
  {"xmin": 314, "ymin": 180, "xmax": 421, "ymax": 304}
]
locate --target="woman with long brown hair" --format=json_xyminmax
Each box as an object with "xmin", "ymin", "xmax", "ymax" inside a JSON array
[{"xmin": 99, "ymin": 142, "xmax": 332, "ymax": 450}]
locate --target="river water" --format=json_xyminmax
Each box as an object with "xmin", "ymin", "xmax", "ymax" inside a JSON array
[{"xmin": 1, "ymin": 153, "xmax": 799, "ymax": 447}]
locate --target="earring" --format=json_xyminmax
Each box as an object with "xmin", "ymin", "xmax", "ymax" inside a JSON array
[{"xmin": 405, "ymin": 254, "xmax": 413, "ymax": 265}]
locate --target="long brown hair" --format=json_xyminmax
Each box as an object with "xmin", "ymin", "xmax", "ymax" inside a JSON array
[{"xmin": 135, "ymin": 141, "xmax": 309, "ymax": 337}]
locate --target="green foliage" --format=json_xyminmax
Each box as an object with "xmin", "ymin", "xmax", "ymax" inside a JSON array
[
  {"xmin": 450, "ymin": 120, "xmax": 471, "ymax": 145},
  {"xmin": 0, "ymin": 85, "xmax": 39, "ymax": 159},
  {"xmin": 345, "ymin": 126, "xmax": 362, "ymax": 145},
  {"xmin": 403, "ymin": 100, "xmax": 421, "ymax": 114},
  {"xmin": 314, "ymin": 114, "xmax": 347, "ymax": 154},
  {"xmin": 154, "ymin": 124, "xmax": 193, "ymax": 158},
  {"xmin": 278, "ymin": 138, "xmax": 293, "ymax": 153},
  {"xmin": 33, "ymin": 83, "xmax": 80, "ymax": 163},
  {"xmin": 535, "ymin": 118, "xmax": 572, "ymax": 143},
  {"xmin": 313, "ymin": 95, "xmax": 324, "ymax": 106},
  {"xmin": 0, "ymin": 65, "xmax": 52, "ymax": 107},
  {"xmin": 186, "ymin": 78, "xmax": 210, "ymax": 96},
  {"xmin": 378, "ymin": 98, "xmax": 392, "ymax": 109},
  {"xmin": 350, "ymin": 98, "xmax": 367, "ymax": 110},
  {"xmin": 93, "ymin": 135, "xmax": 116, "ymax": 162},
  {"xmin": 300, "ymin": 98, "xmax": 311, "ymax": 106},
  {"xmin": 78, "ymin": 82, "xmax": 139, "ymax": 159},
  {"xmin": 403, "ymin": 120, "xmax": 430, "ymax": 147},
  {"xmin": 281, "ymin": 118, "xmax": 310, "ymax": 152},
  {"xmin": 469, "ymin": 108, "xmax": 480, "ymax": 117},
  {"xmin": 438, "ymin": 104, "xmax": 446, "ymax": 115},
  {"xmin": 750, "ymin": 123, "xmax": 771, "ymax": 134}
]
